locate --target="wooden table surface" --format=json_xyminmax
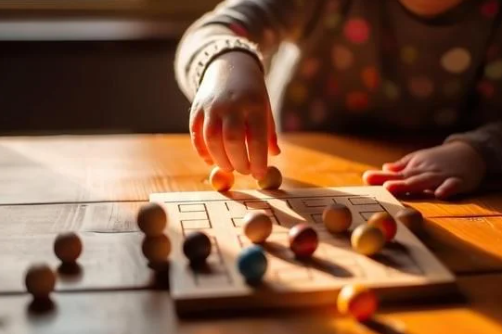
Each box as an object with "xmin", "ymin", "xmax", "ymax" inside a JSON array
[{"xmin": 0, "ymin": 133, "xmax": 501, "ymax": 334}]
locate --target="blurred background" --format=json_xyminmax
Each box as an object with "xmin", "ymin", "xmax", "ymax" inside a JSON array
[{"xmin": 0, "ymin": 0, "xmax": 220, "ymax": 135}]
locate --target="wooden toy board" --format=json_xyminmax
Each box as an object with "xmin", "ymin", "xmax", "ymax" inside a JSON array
[{"xmin": 150, "ymin": 187, "xmax": 456, "ymax": 314}]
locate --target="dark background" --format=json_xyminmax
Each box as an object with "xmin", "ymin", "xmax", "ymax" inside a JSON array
[{"xmin": 0, "ymin": 2, "xmax": 222, "ymax": 135}]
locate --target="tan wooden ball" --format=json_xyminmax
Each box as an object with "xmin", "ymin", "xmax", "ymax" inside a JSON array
[
  {"xmin": 54, "ymin": 232, "xmax": 83, "ymax": 263},
  {"xmin": 137, "ymin": 203, "xmax": 168, "ymax": 237},
  {"xmin": 322, "ymin": 203, "xmax": 352, "ymax": 233},
  {"xmin": 209, "ymin": 167, "xmax": 235, "ymax": 192},
  {"xmin": 351, "ymin": 224, "xmax": 385, "ymax": 256},
  {"xmin": 395, "ymin": 207, "xmax": 423, "ymax": 233},
  {"xmin": 142, "ymin": 235, "xmax": 171, "ymax": 263},
  {"xmin": 25, "ymin": 264, "xmax": 56, "ymax": 298},
  {"xmin": 243, "ymin": 211, "xmax": 273, "ymax": 244},
  {"xmin": 257, "ymin": 166, "xmax": 282, "ymax": 190}
]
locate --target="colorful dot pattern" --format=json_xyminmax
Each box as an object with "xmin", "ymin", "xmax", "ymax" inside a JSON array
[{"xmin": 278, "ymin": 0, "xmax": 502, "ymax": 131}]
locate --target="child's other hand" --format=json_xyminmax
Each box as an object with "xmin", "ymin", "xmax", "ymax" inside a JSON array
[
  {"xmin": 363, "ymin": 142, "xmax": 486, "ymax": 199},
  {"xmin": 190, "ymin": 51, "xmax": 280, "ymax": 179}
]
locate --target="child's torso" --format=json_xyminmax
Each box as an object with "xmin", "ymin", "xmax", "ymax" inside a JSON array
[{"xmin": 273, "ymin": 0, "xmax": 501, "ymax": 134}]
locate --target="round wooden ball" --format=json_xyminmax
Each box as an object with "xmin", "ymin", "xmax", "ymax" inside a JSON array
[
  {"xmin": 183, "ymin": 231, "xmax": 212, "ymax": 263},
  {"xmin": 54, "ymin": 232, "xmax": 83, "ymax": 263},
  {"xmin": 395, "ymin": 207, "xmax": 423, "ymax": 233},
  {"xmin": 351, "ymin": 224, "xmax": 385, "ymax": 256},
  {"xmin": 237, "ymin": 245, "xmax": 268, "ymax": 283},
  {"xmin": 209, "ymin": 167, "xmax": 235, "ymax": 192},
  {"xmin": 25, "ymin": 264, "xmax": 56, "ymax": 299},
  {"xmin": 243, "ymin": 212, "xmax": 273, "ymax": 244},
  {"xmin": 322, "ymin": 204, "xmax": 352, "ymax": 233},
  {"xmin": 289, "ymin": 223, "xmax": 319, "ymax": 258},
  {"xmin": 257, "ymin": 166, "xmax": 282, "ymax": 190},
  {"xmin": 137, "ymin": 203, "xmax": 167, "ymax": 237},
  {"xmin": 367, "ymin": 212, "xmax": 397, "ymax": 241},
  {"xmin": 142, "ymin": 235, "xmax": 171, "ymax": 263},
  {"xmin": 337, "ymin": 284, "xmax": 378, "ymax": 321}
]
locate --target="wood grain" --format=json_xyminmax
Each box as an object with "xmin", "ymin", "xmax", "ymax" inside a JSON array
[
  {"xmin": 0, "ymin": 274, "xmax": 501, "ymax": 334},
  {"xmin": 0, "ymin": 134, "xmax": 500, "ymax": 220}
]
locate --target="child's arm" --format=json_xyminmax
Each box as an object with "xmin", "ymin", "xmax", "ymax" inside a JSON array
[
  {"xmin": 364, "ymin": 19, "xmax": 502, "ymax": 199},
  {"xmin": 175, "ymin": 0, "xmax": 322, "ymax": 178}
]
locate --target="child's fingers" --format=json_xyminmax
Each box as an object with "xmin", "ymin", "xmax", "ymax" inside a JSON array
[
  {"xmin": 246, "ymin": 112, "xmax": 268, "ymax": 180},
  {"xmin": 223, "ymin": 114, "xmax": 250, "ymax": 175},
  {"xmin": 383, "ymin": 172, "xmax": 444, "ymax": 194},
  {"xmin": 203, "ymin": 115, "xmax": 233, "ymax": 172},
  {"xmin": 267, "ymin": 109, "xmax": 281, "ymax": 156},
  {"xmin": 382, "ymin": 154, "xmax": 414, "ymax": 172},
  {"xmin": 189, "ymin": 110, "xmax": 212, "ymax": 165},
  {"xmin": 362, "ymin": 170, "xmax": 404, "ymax": 185},
  {"xmin": 434, "ymin": 177, "xmax": 464, "ymax": 199}
]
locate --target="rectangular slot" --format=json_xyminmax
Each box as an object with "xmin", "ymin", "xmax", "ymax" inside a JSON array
[
  {"xmin": 181, "ymin": 219, "xmax": 211, "ymax": 230},
  {"xmin": 348, "ymin": 197, "xmax": 379, "ymax": 205},
  {"xmin": 179, "ymin": 203, "xmax": 206, "ymax": 212},
  {"xmin": 303, "ymin": 198, "xmax": 334, "ymax": 207},
  {"xmin": 244, "ymin": 201, "xmax": 271, "ymax": 210}
]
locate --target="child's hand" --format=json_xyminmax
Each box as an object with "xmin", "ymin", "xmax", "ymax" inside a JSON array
[
  {"xmin": 189, "ymin": 51, "xmax": 280, "ymax": 179},
  {"xmin": 363, "ymin": 142, "xmax": 487, "ymax": 199}
]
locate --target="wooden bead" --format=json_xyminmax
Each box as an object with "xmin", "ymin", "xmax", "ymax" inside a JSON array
[
  {"xmin": 322, "ymin": 204, "xmax": 352, "ymax": 233},
  {"xmin": 367, "ymin": 212, "xmax": 397, "ymax": 241},
  {"xmin": 337, "ymin": 284, "xmax": 378, "ymax": 321},
  {"xmin": 237, "ymin": 245, "xmax": 268, "ymax": 283},
  {"xmin": 209, "ymin": 167, "xmax": 234, "ymax": 192},
  {"xmin": 137, "ymin": 203, "xmax": 167, "ymax": 237},
  {"xmin": 25, "ymin": 264, "xmax": 56, "ymax": 299},
  {"xmin": 183, "ymin": 231, "xmax": 212, "ymax": 263},
  {"xmin": 351, "ymin": 224, "xmax": 385, "ymax": 256},
  {"xmin": 243, "ymin": 212, "xmax": 273, "ymax": 244},
  {"xmin": 142, "ymin": 235, "xmax": 171, "ymax": 263},
  {"xmin": 257, "ymin": 166, "xmax": 282, "ymax": 190},
  {"xmin": 54, "ymin": 232, "xmax": 83, "ymax": 263},
  {"xmin": 396, "ymin": 207, "xmax": 423, "ymax": 233},
  {"xmin": 288, "ymin": 223, "xmax": 318, "ymax": 258}
]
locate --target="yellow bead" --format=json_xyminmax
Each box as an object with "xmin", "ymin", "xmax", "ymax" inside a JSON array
[
  {"xmin": 54, "ymin": 232, "xmax": 83, "ymax": 263},
  {"xmin": 243, "ymin": 212, "xmax": 273, "ymax": 243},
  {"xmin": 257, "ymin": 166, "xmax": 282, "ymax": 190},
  {"xmin": 25, "ymin": 264, "xmax": 56, "ymax": 299},
  {"xmin": 210, "ymin": 167, "xmax": 234, "ymax": 192},
  {"xmin": 367, "ymin": 212, "xmax": 397, "ymax": 241},
  {"xmin": 322, "ymin": 204, "xmax": 352, "ymax": 233},
  {"xmin": 337, "ymin": 284, "xmax": 378, "ymax": 321},
  {"xmin": 351, "ymin": 224, "xmax": 385, "ymax": 256}
]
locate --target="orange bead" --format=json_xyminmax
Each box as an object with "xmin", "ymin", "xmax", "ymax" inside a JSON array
[
  {"xmin": 257, "ymin": 166, "xmax": 282, "ymax": 190},
  {"xmin": 337, "ymin": 284, "xmax": 378, "ymax": 321},
  {"xmin": 289, "ymin": 223, "xmax": 318, "ymax": 258},
  {"xmin": 25, "ymin": 264, "xmax": 56, "ymax": 299},
  {"xmin": 367, "ymin": 212, "xmax": 397, "ymax": 241},
  {"xmin": 142, "ymin": 235, "xmax": 171, "ymax": 263},
  {"xmin": 137, "ymin": 203, "xmax": 168, "ymax": 237},
  {"xmin": 54, "ymin": 232, "xmax": 83, "ymax": 263},
  {"xmin": 210, "ymin": 167, "xmax": 234, "ymax": 192}
]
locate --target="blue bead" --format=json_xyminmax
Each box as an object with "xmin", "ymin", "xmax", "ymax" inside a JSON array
[{"xmin": 237, "ymin": 246, "xmax": 268, "ymax": 283}]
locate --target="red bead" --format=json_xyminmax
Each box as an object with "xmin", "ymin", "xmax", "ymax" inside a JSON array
[{"xmin": 288, "ymin": 224, "xmax": 318, "ymax": 258}]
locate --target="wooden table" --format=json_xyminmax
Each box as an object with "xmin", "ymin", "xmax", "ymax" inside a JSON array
[{"xmin": 1, "ymin": 133, "xmax": 501, "ymax": 334}]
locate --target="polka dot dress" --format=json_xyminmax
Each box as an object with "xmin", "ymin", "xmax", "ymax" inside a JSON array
[{"xmin": 278, "ymin": 0, "xmax": 502, "ymax": 132}]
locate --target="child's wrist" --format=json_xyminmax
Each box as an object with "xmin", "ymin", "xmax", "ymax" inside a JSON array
[{"xmin": 190, "ymin": 37, "xmax": 263, "ymax": 94}]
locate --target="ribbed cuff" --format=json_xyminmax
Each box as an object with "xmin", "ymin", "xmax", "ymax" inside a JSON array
[
  {"xmin": 188, "ymin": 37, "xmax": 263, "ymax": 95},
  {"xmin": 445, "ymin": 131, "xmax": 502, "ymax": 175}
]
